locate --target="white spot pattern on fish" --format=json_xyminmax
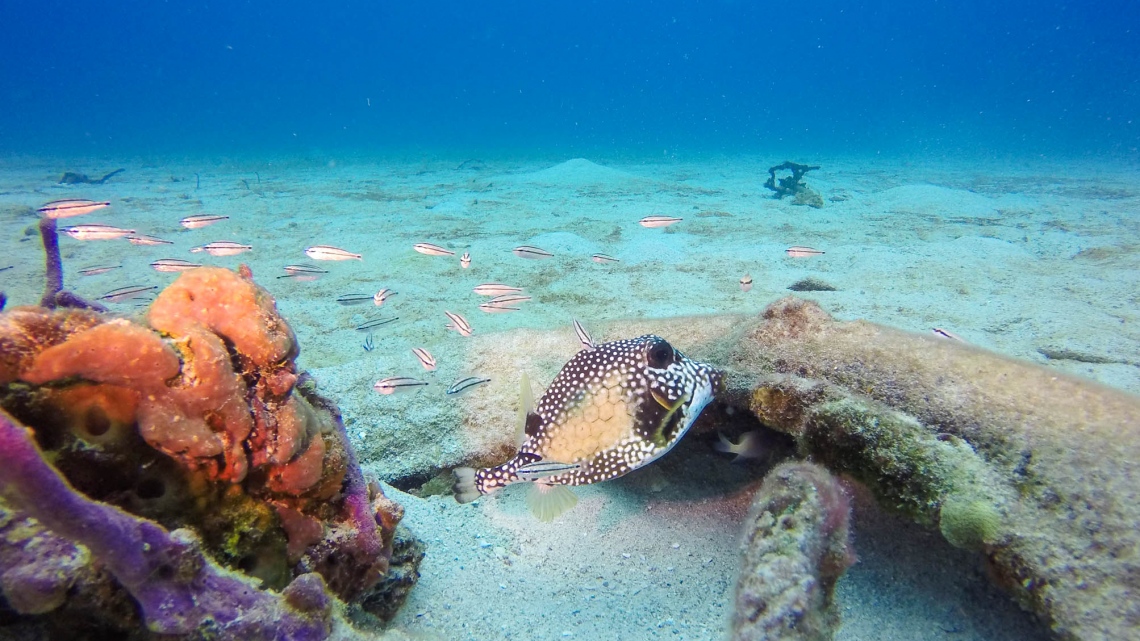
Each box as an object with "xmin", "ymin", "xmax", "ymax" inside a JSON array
[{"xmin": 455, "ymin": 333, "xmax": 722, "ymax": 500}]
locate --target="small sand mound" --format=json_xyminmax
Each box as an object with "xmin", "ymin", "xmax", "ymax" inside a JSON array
[
  {"xmin": 516, "ymin": 158, "xmax": 647, "ymax": 187},
  {"xmin": 871, "ymin": 184, "xmax": 1000, "ymax": 218}
]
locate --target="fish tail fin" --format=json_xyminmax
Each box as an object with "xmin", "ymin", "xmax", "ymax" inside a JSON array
[
  {"xmin": 713, "ymin": 431, "xmax": 765, "ymax": 463},
  {"xmin": 525, "ymin": 483, "xmax": 578, "ymax": 522},
  {"xmin": 453, "ymin": 467, "xmax": 483, "ymax": 504},
  {"xmin": 713, "ymin": 431, "xmax": 735, "ymax": 454}
]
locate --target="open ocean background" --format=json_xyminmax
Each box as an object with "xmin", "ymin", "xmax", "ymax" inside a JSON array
[{"xmin": 3, "ymin": 0, "xmax": 1139, "ymax": 158}]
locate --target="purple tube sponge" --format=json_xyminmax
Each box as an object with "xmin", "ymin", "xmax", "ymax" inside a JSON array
[{"xmin": 0, "ymin": 409, "xmax": 332, "ymax": 640}]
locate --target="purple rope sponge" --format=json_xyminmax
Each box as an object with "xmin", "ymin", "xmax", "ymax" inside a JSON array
[{"xmin": 0, "ymin": 409, "xmax": 333, "ymax": 641}]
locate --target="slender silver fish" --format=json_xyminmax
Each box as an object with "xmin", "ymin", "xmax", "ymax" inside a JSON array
[
  {"xmin": 99, "ymin": 285, "xmax": 158, "ymax": 302},
  {"xmin": 180, "ymin": 214, "xmax": 229, "ymax": 229},
  {"xmin": 151, "ymin": 258, "xmax": 202, "ymax": 273},
  {"xmin": 37, "ymin": 199, "xmax": 110, "ymax": 219},
  {"xmin": 305, "ymin": 245, "xmax": 362, "ymax": 261},
  {"xmin": 61, "ymin": 224, "xmax": 135, "ymax": 241},
  {"xmin": 78, "ymin": 264, "xmax": 122, "ymax": 277},
  {"xmin": 573, "ymin": 319, "xmax": 596, "ymax": 351},
  {"xmin": 373, "ymin": 289, "xmax": 396, "ymax": 306},
  {"xmin": 445, "ymin": 311, "xmax": 472, "ymax": 336},
  {"xmin": 446, "ymin": 376, "xmax": 491, "ymax": 395},
  {"xmin": 373, "ymin": 377, "xmax": 429, "ymax": 395},
  {"xmin": 355, "ymin": 317, "xmax": 398, "ymax": 332},
  {"xmin": 412, "ymin": 348, "xmax": 437, "ymax": 371},
  {"xmin": 337, "ymin": 293, "xmax": 374, "ymax": 305},
  {"xmin": 639, "ymin": 215, "xmax": 682, "ymax": 228},
  {"xmin": 479, "ymin": 302, "xmax": 520, "ymax": 314},
  {"xmin": 474, "ymin": 283, "xmax": 524, "ymax": 296},
  {"xmin": 414, "ymin": 243, "xmax": 455, "ymax": 257},
  {"xmin": 513, "ymin": 245, "xmax": 553, "ymax": 259},
  {"xmin": 191, "ymin": 241, "xmax": 252, "ymax": 257},
  {"xmin": 127, "ymin": 234, "xmax": 173, "ymax": 246}
]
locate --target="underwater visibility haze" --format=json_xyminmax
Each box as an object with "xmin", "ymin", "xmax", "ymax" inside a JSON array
[{"xmin": 0, "ymin": 1, "xmax": 1138, "ymax": 640}]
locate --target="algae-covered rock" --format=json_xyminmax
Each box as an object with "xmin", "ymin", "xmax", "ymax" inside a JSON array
[
  {"xmin": 732, "ymin": 461, "xmax": 854, "ymax": 641},
  {"xmin": 722, "ymin": 296, "xmax": 1140, "ymax": 641}
]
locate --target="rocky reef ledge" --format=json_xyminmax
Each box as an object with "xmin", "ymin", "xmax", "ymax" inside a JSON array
[{"xmin": 437, "ymin": 300, "xmax": 1137, "ymax": 641}]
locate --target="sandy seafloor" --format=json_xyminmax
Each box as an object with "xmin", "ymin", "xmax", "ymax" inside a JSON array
[{"xmin": 3, "ymin": 152, "xmax": 1138, "ymax": 640}]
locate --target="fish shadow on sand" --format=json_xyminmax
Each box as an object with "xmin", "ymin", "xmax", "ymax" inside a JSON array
[{"xmin": 59, "ymin": 168, "xmax": 125, "ymax": 185}]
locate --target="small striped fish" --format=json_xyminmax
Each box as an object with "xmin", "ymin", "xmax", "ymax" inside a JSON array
[
  {"xmin": 336, "ymin": 293, "xmax": 373, "ymax": 305},
  {"xmin": 151, "ymin": 258, "xmax": 202, "ymax": 273},
  {"xmin": 513, "ymin": 245, "xmax": 552, "ymax": 259},
  {"xmin": 373, "ymin": 289, "xmax": 397, "ymax": 306},
  {"xmin": 191, "ymin": 241, "xmax": 252, "ymax": 256},
  {"xmin": 355, "ymin": 317, "xmax": 398, "ymax": 332},
  {"xmin": 932, "ymin": 328, "xmax": 966, "ymax": 342},
  {"xmin": 414, "ymin": 243, "xmax": 455, "ymax": 257},
  {"xmin": 37, "ymin": 199, "xmax": 110, "ymax": 219},
  {"xmin": 479, "ymin": 293, "xmax": 531, "ymax": 313},
  {"xmin": 639, "ymin": 215, "xmax": 682, "ymax": 228},
  {"xmin": 488, "ymin": 294, "xmax": 531, "ymax": 305},
  {"xmin": 61, "ymin": 224, "xmax": 135, "ymax": 241},
  {"xmin": 740, "ymin": 274, "xmax": 753, "ymax": 292},
  {"xmin": 127, "ymin": 234, "xmax": 173, "ymax": 246},
  {"xmin": 444, "ymin": 311, "xmax": 472, "ymax": 336},
  {"xmin": 283, "ymin": 264, "xmax": 327, "ymax": 275},
  {"xmin": 412, "ymin": 347, "xmax": 436, "ymax": 371},
  {"xmin": 591, "ymin": 253, "xmax": 620, "ymax": 264},
  {"xmin": 479, "ymin": 302, "xmax": 521, "ymax": 314},
  {"xmin": 785, "ymin": 246, "xmax": 825, "ymax": 257},
  {"xmin": 460, "ymin": 252, "xmax": 471, "ymax": 268},
  {"xmin": 98, "ymin": 285, "xmax": 158, "ymax": 302},
  {"xmin": 473, "ymin": 283, "xmax": 524, "ymax": 296},
  {"xmin": 305, "ymin": 245, "xmax": 362, "ymax": 261},
  {"xmin": 180, "ymin": 214, "xmax": 229, "ymax": 229},
  {"xmin": 573, "ymin": 319, "xmax": 596, "ymax": 351},
  {"xmin": 373, "ymin": 377, "xmax": 429, "ymax": 395},
  {"xmin": 78, "ymin": 264, "xmax": 122, "ymax": 277},
  {"xmin": 446, "ymin": 376, "xmax": 491, "ymax": 395}
]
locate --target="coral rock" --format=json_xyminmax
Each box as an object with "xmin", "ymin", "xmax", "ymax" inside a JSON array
[
  {"xmin": 724, "ymin": 296, "xmax": 1140, "ymax": 641},
  {"xmin": 732, "ymin": 461, "xmax": 854, "ymax": 641}
]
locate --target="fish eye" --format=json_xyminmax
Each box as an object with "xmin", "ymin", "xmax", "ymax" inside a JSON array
[{"xmin": 646, "ymin": 338, "xmax": 675, "ymax": 369}]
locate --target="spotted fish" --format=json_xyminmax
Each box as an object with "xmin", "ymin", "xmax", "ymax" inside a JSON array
[{"xmin": 454, "ymin": 327, "xmax": 723, "ymax": 521}]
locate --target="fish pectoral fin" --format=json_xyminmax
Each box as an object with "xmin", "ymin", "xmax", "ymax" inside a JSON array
[
  {"xmin": 525, "ymin": 483, "xmax": 578, "ymax": 522},
  {"xmin": 453, "ymin": 467, "xmax": 482, "ymax": 504}
]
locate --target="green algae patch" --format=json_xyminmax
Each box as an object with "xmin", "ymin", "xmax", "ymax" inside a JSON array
[{"xmin": 939, "ymin": 497, "xmax": 1002, "ymax": 550}]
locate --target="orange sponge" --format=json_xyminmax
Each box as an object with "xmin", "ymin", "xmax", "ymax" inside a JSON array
[{"xmin": 148, "ymin": 267, "xmax": 296, "ymax": 369}]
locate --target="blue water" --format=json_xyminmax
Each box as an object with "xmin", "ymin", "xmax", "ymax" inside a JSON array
[{"xmin": 3, "ymin": 0, "xmax": 1138, "ymax": 157}]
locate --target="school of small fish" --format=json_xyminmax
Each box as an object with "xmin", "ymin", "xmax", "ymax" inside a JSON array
[{"xmin": 23, "ymin": 185, "xmax": 889, "ymax": 523}]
